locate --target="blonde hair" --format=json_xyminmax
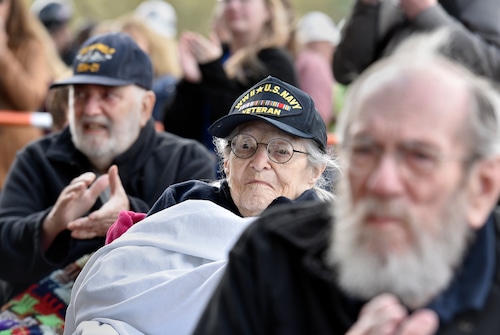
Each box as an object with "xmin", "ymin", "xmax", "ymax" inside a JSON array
[
  {"xmin": 117, "ymin": 15, "xmax": 181, "ymax": 79},
  {"xmin": 223, "ymin": 0, "xmax": 291, "ymax": 84}
]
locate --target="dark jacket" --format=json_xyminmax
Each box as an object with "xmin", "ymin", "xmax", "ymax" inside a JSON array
[
  {"xmin": 148, "ymin": 179, "xmax": 321, "ymax": 218},
  {"xmin": 0, "ymin": 119, "xmax": 215, "ymax": 304},
  {"xmin": 163, "ymin": 47, "xmax": 298, "ymax": 145},
  {"xmin": 194, "ymin": 201, "xmax": 500, "ymax": 335},
  {"xmin": 333, "ymin": 0, "xmax": 500, "ymax": 84}
]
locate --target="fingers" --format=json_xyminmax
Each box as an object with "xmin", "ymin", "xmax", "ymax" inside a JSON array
[
  {"xmin": 68, "ymin": 215, "xmax": 116, "ymax": 239},
  {"xmin": 346, "ymin": 294, "xmax": 407, "ymax": 335},
  {"xmin": 69, "ymin": 216, "xmax": 99, "ymax": 239},
  {"xmin": 399, "ymin": 309, "xmax": 439, "ymax": 335},
  {"xmin": 60, "ymin": 180, "xmax": 88, "ymax": 200},
  {"xmin": 70, "ymin": 172, "xmax": 97, "ymax": 186},
  {"xmin": 184, "ymin": 32, "xmax": 222, "ymax": 64},
  {"xmin": 347, "ymin": 294, "xmax": 439, "ymax": 335},
  {"xmin": 107, "ymin": 165, "xmax": 125, "ymax": 196},
  {"xmin": 87, "ymin": 173, "xmax": 110, "ymax": 199},
  {"xmin": 106, "ymin": 165, "xmax": 129, "ymax": 209}
]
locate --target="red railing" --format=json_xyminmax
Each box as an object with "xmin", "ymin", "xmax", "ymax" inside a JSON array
[
  {"xmin": 0, "ymin": 110, "xmax": 338, "ymax": 146},
  {"xmin": 0, "ymin": 110, "xmax": 53, "ymax": 129}
]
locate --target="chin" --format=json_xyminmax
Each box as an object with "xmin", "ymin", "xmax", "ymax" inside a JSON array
[{"xmin": 326, "ymin": 178, "xmax": 472, "ymax": 309}]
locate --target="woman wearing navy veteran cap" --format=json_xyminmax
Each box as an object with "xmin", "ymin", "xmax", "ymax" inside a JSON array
[
  {"xmin": 148, "ymin": 75, "xmax": 335, "ymax": 216},
  {"xmin": 63, "ymin": 76, "xmax": 336, "ymax": 335}
]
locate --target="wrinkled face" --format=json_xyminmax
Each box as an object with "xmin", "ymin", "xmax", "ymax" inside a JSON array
[
  {"xmin": 328, "ymin": 66, "xmax": 474, "ymax": 308},
  {"xmin": 221, "ymin": 0, "xmax": 271, "ymax": 37},
  {"xmin": 225, "ymin": 121, "xmax": 320, "ymax": 217},
  {"xmin": 68, "ymin": 84, "xmax": 147, "ymax": 170}
]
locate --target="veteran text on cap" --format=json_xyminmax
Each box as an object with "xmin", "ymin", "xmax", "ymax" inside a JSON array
[{"xmin": 209, "ymin": 76, "xmax": 327, "ymax": 151}]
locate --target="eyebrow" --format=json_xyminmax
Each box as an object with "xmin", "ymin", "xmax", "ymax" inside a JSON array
[{"xmin": 349, "ymin": 136, "xmax": 442, "ymax": 151}]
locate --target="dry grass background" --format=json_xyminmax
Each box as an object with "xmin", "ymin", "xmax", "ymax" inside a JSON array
[{"xmin": 29, "ymin": 0, "xmax": 354, "ymax": 36}]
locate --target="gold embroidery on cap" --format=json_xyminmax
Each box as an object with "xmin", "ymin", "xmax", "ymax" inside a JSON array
[
  {"xmin": 234, "ymin": 85, "xmax": 303, "ymax": 111},
  {"xmin": 75, "ymin": 42, "xmax": 117, "ymax": 74}
]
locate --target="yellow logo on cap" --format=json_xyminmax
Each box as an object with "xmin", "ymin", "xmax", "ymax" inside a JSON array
[
  {"xmin": 75, "ymin": 43, "xmax": 116, "ymax": 74},
  {"xmin": 234, "ymin": 84, "xmax": 303, "ymax": 116},
  {"xmin": 76, "ymin": 63, "xmax": 100, "ymax": 73},
  {"xmin": 78, "ymin": 43, "xmax": 116, "ymax": 57}
]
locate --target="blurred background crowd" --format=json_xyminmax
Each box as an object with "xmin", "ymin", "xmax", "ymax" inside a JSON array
[
  {"xmin": 0, "ymin": 0, "xmax": 348, "ymax": 190},
  {"xmin": 42, "ymin": 0, "xmax": 352, "ymax": 35}
]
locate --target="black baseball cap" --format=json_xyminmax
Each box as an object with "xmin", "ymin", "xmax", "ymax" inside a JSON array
[
  {"xmin": 50, "ymin": 32, "xmax": 153, "ymax": 90},
  {"xmin": 208, "ymin": 76, "xmax": 327, "ymax": 151},
  {"xmin": 37, "ymin": 1, "xmax": 72, "ymax": 32}
]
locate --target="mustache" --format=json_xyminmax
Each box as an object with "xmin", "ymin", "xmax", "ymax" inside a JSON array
[
  {"xmin": 358, "ymin": 198, "xmax": 410, "ymax": 220},
  {"xmin": 79, "ymin": 116, "xmax": 111, "ymax": 126}
]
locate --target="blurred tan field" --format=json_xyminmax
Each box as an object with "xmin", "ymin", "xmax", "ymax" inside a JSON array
[{"xmin": 29, "ymin": 0, "xmax": 354, "ymax": 35}]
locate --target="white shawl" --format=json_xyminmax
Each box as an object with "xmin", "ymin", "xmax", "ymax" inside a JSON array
[{"xmin": 64, "ymin": 200, "xmax": 256, "ymax": 335}]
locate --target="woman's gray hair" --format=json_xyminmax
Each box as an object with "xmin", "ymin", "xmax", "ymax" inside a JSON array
[{"xmin": 213, "ymin": 129, "xmax": 338, "ymax": 202}]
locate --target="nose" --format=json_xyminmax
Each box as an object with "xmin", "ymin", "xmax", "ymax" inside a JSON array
[
  {"xmin": 365, "ymin": 154, "xmax": 405, "ymax": 197},
  {"xmin": 250, "ymin": 145, "xmax": 271, "ymax": 171},
  {"xmin": 81, "ymin": 94, "xmax": 103, "ymax": 117}
]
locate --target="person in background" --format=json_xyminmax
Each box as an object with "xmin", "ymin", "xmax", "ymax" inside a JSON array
[
  {"xmin": 333, "ymin": 0, "xmax": 500, "ymax": 85},
  {"xmin": 295, "ymin": 11, "xmax": 340, "ymax": 128},
  {"xmin": 0, "ymin": 32, "xmax": 215, "ymax": 307},
  {"xmin": 193, "ymin": 31, "xmax": 500, "ymax": 335},
  {"xmin": 63, "ymin": 76, "xmax": 337, "ymax": 335},
  {"xmin": 0, "ymin": 0, "xmax": 68, "ymax": 192},
  {"xmin": 134, "ymin": 0, "xmax": 178, "ymax": 41},
  {"xmin": 117, "ymin": 15, "xmax": 181, "ymax": 131},
  {"xmin": 44, "ymin": 85, "xmax": 70, "ymax": 132},
  {"xmin": 163, "ymin": 0, "xmax": 298, "ymax": 153},
  {"xmin": 132, "ymin": 0, "xmax": 180, "ymax": 129},
  {"xmin": 31, "ymin": 0, "xmax": 75, "ymax": 66}
]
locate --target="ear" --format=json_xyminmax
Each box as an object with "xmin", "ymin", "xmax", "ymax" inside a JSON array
[
  {"xmin": 466, "ymin": 157, "xmax": 500, "ymax": 229},
  {"xmin": 139, "ymin": 90, "xmax": 155, "ymax": 127},
  {"xmin": 223, "ymin": 159, "xmax": 230, "ymax": 177},
  {"xmin": 309, "ymin": 164, "xmax": 327, "ymax": 187}
]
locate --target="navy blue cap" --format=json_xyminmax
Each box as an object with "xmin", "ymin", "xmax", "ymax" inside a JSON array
[
  {"xmin": 50, "ymin": 32, "xmax": 153, "ymax": 90},
  {"xmin": 208, "ymin": 76, "xmax": 327, "ymax": 151}
]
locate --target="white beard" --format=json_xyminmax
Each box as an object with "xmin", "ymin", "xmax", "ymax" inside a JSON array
[
  {"xmin": 68, "ymin": 90, "xmax": 143, "ymax": 171},
  {"xmin": 326, "ymin": 176, "xmax": 472, "ymax": 309}
]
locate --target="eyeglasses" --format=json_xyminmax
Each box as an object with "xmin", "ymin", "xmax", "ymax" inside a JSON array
[
  {"xmin": 343, "ymin": 139, "xmax": 474, "ymax": 178},
  {"xmin": 229, "ymin": 134, "xmax": 308, "ymax": 164}
]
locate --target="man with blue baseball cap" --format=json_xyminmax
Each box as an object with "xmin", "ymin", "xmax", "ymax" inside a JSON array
[{"xmin": 0, "ymin": 32, "xmax": 215, "ymax": 310}]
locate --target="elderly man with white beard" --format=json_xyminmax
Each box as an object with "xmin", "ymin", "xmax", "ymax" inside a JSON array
[
  {"xmin": 0, "ymin": 32, "xmax": 215, "ymax": 308},
  {"xmin": 192, "ymin": 32, "xmax": 500, "ymax": 335}
]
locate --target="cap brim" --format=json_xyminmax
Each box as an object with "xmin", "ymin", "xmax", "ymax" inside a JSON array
[
  {"xmin": 50, "ymin": 74, "xmax": 133, "ymax": 89},
  {"xmin": 208, "ymin": 114, "xmax": 314, "ymax": 140}
]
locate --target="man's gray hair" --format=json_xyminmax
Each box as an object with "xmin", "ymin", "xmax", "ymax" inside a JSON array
[{"xmin": 336, "ymin": 28, "xmax": 500, "ymax": 160}]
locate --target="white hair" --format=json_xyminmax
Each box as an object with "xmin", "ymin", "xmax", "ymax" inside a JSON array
[{"xmin": 336, "ymin": 29, "xmax": 500, "ymax": 159}]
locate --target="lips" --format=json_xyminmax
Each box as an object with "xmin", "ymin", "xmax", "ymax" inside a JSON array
[
  {"xmin": 247, "ymin": 180, "xmax": 272, "ymax": 188},
  {"xmin": 366, "ymin": 215, "xmax": 402, "ymax": 226},
  {"xmin": 83, "ymin": 123, "xmax": 107, "ymax": 131}
]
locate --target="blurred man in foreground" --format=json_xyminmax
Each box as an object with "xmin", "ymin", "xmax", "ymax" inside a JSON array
[{"xmin": 193, "ymin": 31, "xmax": 500, "ymax": 335}]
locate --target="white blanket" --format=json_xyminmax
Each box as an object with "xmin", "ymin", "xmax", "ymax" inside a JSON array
[{"xmin": 64, "ymin": 200, "xmax": 256, "ymax": 335}]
